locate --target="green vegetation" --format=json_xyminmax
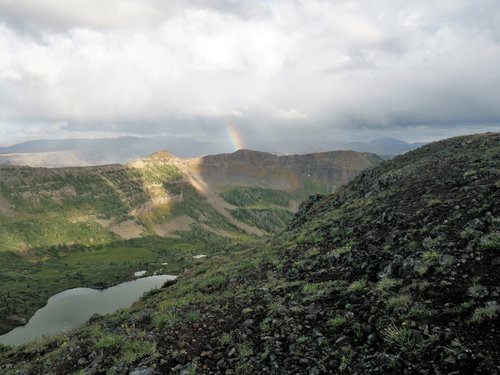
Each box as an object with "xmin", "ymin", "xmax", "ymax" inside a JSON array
[
  {"xmin": 380, "ymin": 323, "xmax": 413, "ymax": 350},
  {"xmin": 1, "ymin": 134, "xmax": 499, "ymax": 374},
  {"xmin": 230, "ymin": 207, "xmax": 294, "ymax": 233},
  {"xmin": 220, "ymin": 187, "xmax": 292, "ymax": 207},
  {"xmin": 328, "ymin": 315, "xmax": 346, "ymax": 331},
  {"xmin": 480, "ymin": 231, "xmax": 500, "ymax": 251},
  {"xmin": 469, "ymin": 305, "xmax": 499, "ymax": 324},
  {"xmin": 0, "ymin": 228, "xmax": 236, "ymax": 334}
]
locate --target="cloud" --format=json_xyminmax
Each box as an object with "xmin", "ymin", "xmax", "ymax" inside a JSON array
[{"xmin": 0, "ymin": 0, "xmax": 499, "ymax": 147}]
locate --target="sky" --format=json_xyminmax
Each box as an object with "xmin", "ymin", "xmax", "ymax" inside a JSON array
[{"xmin": 0, "ymin": 0, "xmax": 499, "ymax": 150}]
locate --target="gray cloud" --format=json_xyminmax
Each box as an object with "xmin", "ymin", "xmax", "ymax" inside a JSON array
[{"xmin": 0, "ymin": 0, "xmax": 499, "ymax": 148}]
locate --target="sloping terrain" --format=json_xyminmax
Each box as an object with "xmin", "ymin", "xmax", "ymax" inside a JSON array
[
  {"xmin": 1, "ymin": 133, "xmax": 497, "ymax": 374},
  {"xmin": 0, "ymin": 149, "xmax": 379, "ymax": 335}
]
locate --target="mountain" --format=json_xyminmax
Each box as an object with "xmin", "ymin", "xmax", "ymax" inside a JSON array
[
  {"xmin": 0, "ymin": 149, "xmax": 381, "ymax": 335},
  {"xmin": 0, "ymin": 136, "xmax": 424, "ymax": 167},
  {"xmin": 0, "ymin": 136, "xmax": 221, "ymax": 167},
  {"xmin": 0, "ymin": 133, "xmax": 497, "ymax": 374},
  {"xmin": 343, "ymin": 137, "xmax": 426, "ymax": 157}
]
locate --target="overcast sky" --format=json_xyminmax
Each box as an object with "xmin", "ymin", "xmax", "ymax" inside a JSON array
[{"xmin": 0, "ymin": 0, "xmax": 499, "ymax": 149}]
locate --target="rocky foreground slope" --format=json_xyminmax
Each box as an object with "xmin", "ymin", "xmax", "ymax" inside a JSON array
[{"xmin": 1, "ymin": 133, "xmax": 499, "ymax": 374}]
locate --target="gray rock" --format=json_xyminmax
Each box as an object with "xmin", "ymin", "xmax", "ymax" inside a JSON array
[
  {"xmin": 129, "ymin": 367, "xmax": 154, "ymax": 375},
  {"xmin": 378, "ymin": 255, "xmax": 420, "ymax": 279},
  {"xmin": 334, "ymin": 335, "xmax": 352, "ymax": 346},
  {"xmin": 367, "ymin": 333, "xmax": 377, "ymax": 346}
]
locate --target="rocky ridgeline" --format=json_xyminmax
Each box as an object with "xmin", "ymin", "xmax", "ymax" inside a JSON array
[
  {"xmin": 1, "ymin": 133, "xmax": 499, "ymax": 374},
  {"xmin": 197, "ymin": 149, "xmax": 381, "ymax": 191}
]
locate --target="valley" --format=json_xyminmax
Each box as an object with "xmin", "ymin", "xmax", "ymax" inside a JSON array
[
  {"xmin": 0, "ymin": 133, "xmax": 498, "ymax": 374},
  {"xmin": 0, "ymin": 149, "xmax": 380, "ymax": 335}
]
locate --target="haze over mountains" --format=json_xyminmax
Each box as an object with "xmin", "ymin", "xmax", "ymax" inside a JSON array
[{"xmin": 0, "ymin": 136, "xmax": 423, "ymax": 167}]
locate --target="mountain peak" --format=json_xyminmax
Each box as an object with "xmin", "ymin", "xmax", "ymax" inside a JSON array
[{"xmin": 146, "ymin": 150, "xmax": 178, "ymax": 160}]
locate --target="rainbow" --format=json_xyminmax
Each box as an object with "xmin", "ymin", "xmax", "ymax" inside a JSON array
[{"xmin": 225, "ymin": 124, "xmax": 245, "ymax": 151}]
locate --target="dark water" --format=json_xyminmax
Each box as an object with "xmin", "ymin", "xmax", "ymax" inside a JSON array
[{"xmin": 0, "ymin": 275, "xmax": 176, "ymax": 346}]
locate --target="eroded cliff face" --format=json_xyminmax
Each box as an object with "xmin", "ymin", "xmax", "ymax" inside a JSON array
[{"xmin": 192, "ymin": 149, "xmax": 381, "ymax": 192}]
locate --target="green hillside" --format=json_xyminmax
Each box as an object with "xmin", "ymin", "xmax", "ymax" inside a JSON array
[
  {"xmin": 1, "ymin": 133, "xmax": 498, "ymax": 374},
  {"xmin": 0, "ymin": 150, "xmax": 380, "ymax": 335}
]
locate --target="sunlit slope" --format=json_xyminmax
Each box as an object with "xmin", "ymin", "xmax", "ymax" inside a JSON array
[{"xmin": 0, "ymin": 149, "xmax": 382, "ymax": 251}]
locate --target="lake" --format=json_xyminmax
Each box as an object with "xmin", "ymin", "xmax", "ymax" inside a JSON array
[{"xmin": 0, "ymin": 275, "xmax": 176, "ymax": 346}]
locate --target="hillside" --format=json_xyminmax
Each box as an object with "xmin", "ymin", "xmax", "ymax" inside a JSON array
[
  {"xmin": 0, "ymin": 133, "xmax": 497, "ymax": 374},
  {"xmin": 0, "ymin": 149, "xmax": 380, "ymax": 335}
]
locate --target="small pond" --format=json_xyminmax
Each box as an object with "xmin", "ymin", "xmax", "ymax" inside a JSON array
[{"xmin": 0, "ymin": 275, "xmax": 176, "ymax": 346}]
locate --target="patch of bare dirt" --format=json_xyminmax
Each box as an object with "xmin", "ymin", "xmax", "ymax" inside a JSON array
[
  {"xmin": 109, "ymin": 220, "xmax": 145, "ymax": 240},
  {"xmin": 153, "ymin": 216, "xmax": 195, "ymax": 238}
]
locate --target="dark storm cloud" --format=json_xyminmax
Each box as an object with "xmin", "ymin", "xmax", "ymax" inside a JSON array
[{"xmin": 0, "ymin": 0, "xmax": 498, "ymax": 148}]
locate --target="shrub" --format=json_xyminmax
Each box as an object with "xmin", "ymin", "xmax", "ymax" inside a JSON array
[
  {"xmin": 376, "ymin": 277, "xmax": 399, "ymax": 293},
  {"xmin": 186, "ymin": 310, "xmax": 201, "ymax": 322},
  {"xmin": 387, "ymin": 294, "xmax": 412, "ymax": 309},
  {"xmin": 381, "ymin": 322, "xmax": 413, "ymax": 350},
  {"xmin": 348, "ymin": 279, "xmax": 367, "ymax": 292},
  {"xmin": 153, "ymin": 312, "xmax": 178, "ymax": 329},
  {"xmin": 238, "ymin": 343, "xmax": 254, "ymax": 357},
  {"xmin": 219, "ymin": 333, "xmax": 232, "ymax": 345},
  {"xmin": 469, "ymin": 305, "xmax": 499, "ymax": 324},
  {"xmin": 480, "ymin": 232, "xmax": 500, "ymax": 251},
  {"xmin": 421, "ymin": 250, "xmax": 439, "ymax": 263},
  {"xmin": 328, "ymin": 315, "xmax": 346, "ymax": 331},
  {"xmin": 95, "ymin": 334, "xmax": 125, "ymax": 349}
]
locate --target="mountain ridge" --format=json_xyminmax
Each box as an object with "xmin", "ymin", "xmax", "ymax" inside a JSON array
[
  {"xmin": 0, "ymin": 132, "xmax": 498, "ymax": 374},
  {"xmin": 0, "ymin": 136, "xmax": 424, "ymax": 167}
]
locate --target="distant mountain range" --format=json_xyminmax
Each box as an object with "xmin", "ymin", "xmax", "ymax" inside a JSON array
[
  {"xmin": 0, "ymin": 136, "xmax": 425, "ymax": 167},
  {"xmin": 0, "ymin": 136, "xmax": 220, "ymax": 167},
  {"xmin": 341, "ymin": 137, "xmax": 426, "ymax": 157}
]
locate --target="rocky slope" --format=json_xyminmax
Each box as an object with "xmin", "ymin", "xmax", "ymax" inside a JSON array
[{"xmin": 1, "ymin": 133, "xmax": 497, "ymax": 374}]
